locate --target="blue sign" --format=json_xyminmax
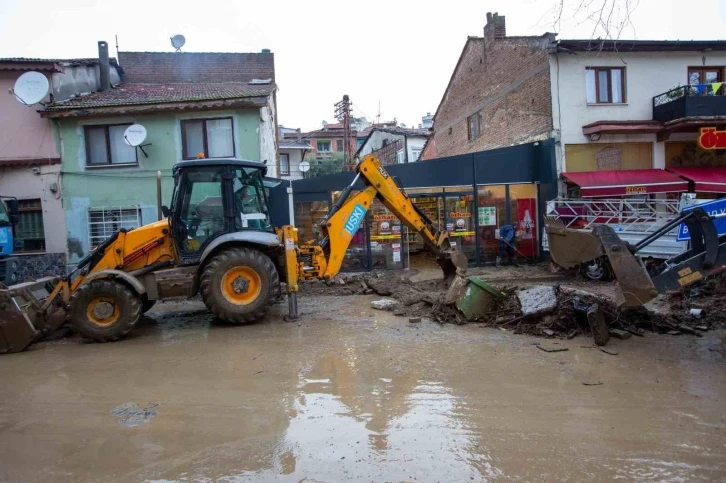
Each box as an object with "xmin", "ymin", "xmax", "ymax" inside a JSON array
[
  {"xmin": 0, "ymin": 227, "xmax": 12, "ymax": 255},
  {"xmin": 344, "ymin": 203, "xmax": 367, "ymax": 235},
  {"xmin": 676, "ymin": 198, "xmax": 726, "ymax": 241}
]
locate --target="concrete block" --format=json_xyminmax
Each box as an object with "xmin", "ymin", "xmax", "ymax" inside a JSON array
[
  {"xmin": 516, "ymin": 286, "xmax": 557, "ymax": 316},
  {"xmin": 371, "ymin": 299, "xmax": 397, "ymax": 311}
]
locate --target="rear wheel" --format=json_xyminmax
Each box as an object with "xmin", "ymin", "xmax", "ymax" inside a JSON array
[
  {"xmin": 68, "ymin": 279, "xmax": 142, "ymax": 342},
  {"xmin": 580, "ymin": 258, "xmax": 612, "ymax": 282},
  {"xmin": 200, "ymin": 247, "xmax": 278, "ymax": 324}
]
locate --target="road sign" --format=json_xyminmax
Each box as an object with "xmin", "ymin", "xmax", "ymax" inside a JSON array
[{"xmin": 676, "ymin": 197, "xmax": 726, "ymax": 241}]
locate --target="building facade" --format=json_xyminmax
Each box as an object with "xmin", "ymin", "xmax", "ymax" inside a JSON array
[
  {"xmin": 42, "ymin": 44, "xmax": 278, "ymax": 268},
  {"xmin": 356, "ymin": 127, "xmax": 429, "ymax": 165},
  {"xmin": 0, "ymin": 57, "xmax": 121, "ymax": 279}
]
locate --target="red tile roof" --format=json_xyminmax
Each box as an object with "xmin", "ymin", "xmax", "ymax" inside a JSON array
[
  {"xmin": 42, "ymin": 82, "xmax": 275, "ymax": 110},
  {"xmin": 119, "ymin": 51, "xmax": 275, "ymax": 84}
]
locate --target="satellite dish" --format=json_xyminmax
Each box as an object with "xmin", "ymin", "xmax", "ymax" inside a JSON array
[
  {"xmin": 171, "ymin": 34, "xmax": 186, "ymax": 51},
  {"xmin": 13, "ymin": 71, "xmax": 50, "ymax": 106},
  {"xmin": 123, "ymin": 124, "xmax": 147, "ymax": 147},
  {"xmin": 298, "ymin": 161, "xmax": 310, "ymax": 173}
]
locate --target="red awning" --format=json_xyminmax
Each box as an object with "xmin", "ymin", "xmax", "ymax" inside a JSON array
[
  {"xmin": 563, "ymin": 169, "xmax": 689, "ymax": 197},
  {"xmin": 667, "ymin": 167, "xmax": 726, "ymax": 193}
]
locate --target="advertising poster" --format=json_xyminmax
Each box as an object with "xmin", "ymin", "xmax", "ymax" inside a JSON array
[
  {"xmin": 478, "ymin": 207, "xmax": 497, "ymax": 226},
  {"xmin": 516, "ymin": 199, "xmax": 537, "ymax": 258}
]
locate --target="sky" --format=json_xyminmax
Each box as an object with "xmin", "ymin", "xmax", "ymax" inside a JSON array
[{"xmin": 1, "ymin": 0, "xmax": 724, "ymax": 132}]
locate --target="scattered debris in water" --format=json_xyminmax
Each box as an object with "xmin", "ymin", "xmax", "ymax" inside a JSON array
[{"xmin": 111, "ymin": 402, "xmax": 158, "ymax": 427}]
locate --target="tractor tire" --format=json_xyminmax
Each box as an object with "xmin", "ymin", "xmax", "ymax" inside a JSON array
[
  {"xmin": 142, "ymin": 299, "xmax": 157, "ymax": 314},
  {"xmin": 200, "ymin": 247, "xmax": 278, "ymax": 324},
  {"xmin": 68, "ymin": 279, "xmax": 142, "ymax": 342}
]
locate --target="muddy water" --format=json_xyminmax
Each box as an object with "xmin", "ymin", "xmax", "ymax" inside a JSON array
[{"xmin": 0, "ymin": 295, "xmax": 725, "ymax": 482}]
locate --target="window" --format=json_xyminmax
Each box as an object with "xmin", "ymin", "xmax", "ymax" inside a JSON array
[
  {"xmin": 586, "ymin": 67, "xmax": 625, "ymax": 104},
  {"xmin": 411, "ymin": 148, "xmax": 422, "ymax": 162},
  {"xmin": 233, "ymin": 167, "xmax": 272, "ymax": 231},
  {"xmin": 396, "ymin": 150, "xmax": 405, "ymax": 164},
  {"xmin": 467, "ymin": 112, "xmax": 483, "ymax": 140},
  {"xmin": 279, "ymin": 153, "xmax": 290, "ymax": 175},
  {"xmin": 14, "ymin": 199, "xmax": 44, "ymax": 252},
  {"xmin": 84, "ymin": 124, "xmax": 137, "ymax": 166},
  {"xmin": 688, "ymin": 67, "xmax": 723, "ymax": 95},
  {"xmin": 335, "ymin": 139, "xmax": 344, "ymax": 151},
  {"xmin": 181, "ymin": 117, "xmax": 234, "ymax": 160},
  {"xmin": 317, "ymin": 140, "xmax": 331, "ymax": 153},
  {"xmin": 88, "ymin": 207, "xmax": 141, "ymax": 249}
]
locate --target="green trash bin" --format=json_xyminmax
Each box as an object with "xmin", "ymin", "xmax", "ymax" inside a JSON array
[{"xmin": 455, "ymin": 276, "xmax": 505, "ymax": 321}]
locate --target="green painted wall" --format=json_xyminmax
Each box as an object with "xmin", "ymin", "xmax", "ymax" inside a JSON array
[{"xmin": 60, "ymin": 109, "xmax": 260, "ymax": 263}]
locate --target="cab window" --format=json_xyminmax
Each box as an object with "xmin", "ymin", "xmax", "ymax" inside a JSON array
[{"xmin": 233, "ymin": 168, "xmax": 272, "ymax": 231}]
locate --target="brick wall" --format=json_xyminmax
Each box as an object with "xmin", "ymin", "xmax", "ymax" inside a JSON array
[
  {"xmin": 371, "ymin": 140, "xmax": 403, "ymax": 166},
  {"xmin": 430, "ymin": 24, "xmax": 554, "ymax": 159}
]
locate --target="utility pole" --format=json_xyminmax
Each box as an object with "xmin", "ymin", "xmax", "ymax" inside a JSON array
[{"xmin": 335, "ymin": 95, "xmax": 353, "ymax": 171}]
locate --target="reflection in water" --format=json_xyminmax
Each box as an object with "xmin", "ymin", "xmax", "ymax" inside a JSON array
[{"xmin": 233, "ymin": 351, "xmax": 500, "ymax": 482}]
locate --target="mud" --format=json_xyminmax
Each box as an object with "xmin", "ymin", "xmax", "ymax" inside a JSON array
[{"xmin": 1, "ymin": 290, "xmax": 726, "ymax": 482}]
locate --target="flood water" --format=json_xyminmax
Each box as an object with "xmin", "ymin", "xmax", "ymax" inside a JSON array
[{"xmin": 1, "ymin": 295, "xmax": 725, "ymax": 482}]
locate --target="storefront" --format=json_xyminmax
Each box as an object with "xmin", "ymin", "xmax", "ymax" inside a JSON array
[{"xmin": 287, "ymin": 139, "xmax": 558, "ymax": 271}]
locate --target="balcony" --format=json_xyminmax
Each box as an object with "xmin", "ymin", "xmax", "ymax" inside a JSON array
[{"xmin": 653, "ymin": 85, "xmax": 726, "ymax": 123}]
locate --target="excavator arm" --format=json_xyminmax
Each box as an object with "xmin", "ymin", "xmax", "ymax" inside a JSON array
[{"xmin": 281, "ymin": 154, "xmax": 467, "ymax": 320}]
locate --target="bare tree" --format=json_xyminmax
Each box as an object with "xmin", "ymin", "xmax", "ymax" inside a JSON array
[{"xmin": 551, "ymin": 0, "xmax": 640, "ymax": 42}]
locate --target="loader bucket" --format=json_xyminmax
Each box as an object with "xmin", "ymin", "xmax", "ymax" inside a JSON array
[
  {"xmin": 0, "ymin": 277, "xmax": 66, "ymax": 354},
  {"xmin": 544, "ymin": 217, "xmax": 605, "ymax": 269}
]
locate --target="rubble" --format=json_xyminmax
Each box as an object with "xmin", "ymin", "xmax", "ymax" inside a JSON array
[
  {"xmin": 517, "ymin": 286, "xmax": 558, "ymax": 316},
  {"xmin": 371, "ymin": 299, "xmax": 397, "ymax": 311}
]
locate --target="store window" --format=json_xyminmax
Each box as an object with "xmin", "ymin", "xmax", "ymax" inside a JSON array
[
  {"xmin": 476, "ymin": 185, "xmax": 508, "ymax": 264},
  {"xmin": 508, "ymin": 184, "xmax": 538, "ymax": 260},
  {"xmin": 444, "ymin": 190, "xmax": 476, "ymax": 262},
  {"xmin": 369, "ymin": 200, "xmax": 404, "ymax": 270},
  {"xmin": 294, "ymin": 201, "xmax": 328, "ymax": 242},
  {"xmin": 14, "ymin": 199, "xmax": 45, "ymax": 252}
]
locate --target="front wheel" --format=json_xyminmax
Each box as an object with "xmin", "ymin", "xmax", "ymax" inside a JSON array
[
  {"xmin": 68, "ymin": 279, "xmax": 142, "ymax": 342},
  {"xmin": 199, "ymin": 247, "xmax": 278, "ymax": 324}
]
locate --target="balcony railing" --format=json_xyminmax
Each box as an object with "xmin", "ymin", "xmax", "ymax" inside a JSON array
[{"xmin": 653, "ymin": 85, "xmax": 726, "ymax": 122}]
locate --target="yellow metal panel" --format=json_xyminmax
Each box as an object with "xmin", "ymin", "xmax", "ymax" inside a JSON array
[{"xmin": 565, "ymin": 142, "xmax": 652, "ymax": 172}]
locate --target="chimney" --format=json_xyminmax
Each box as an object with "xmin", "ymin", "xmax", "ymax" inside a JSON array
[
  {"xmin": 484, "ymin": 12, "xmax": 506, "ymax": 41},
  {"xmin": 98, "ymin": 40, "xmax": 110, "ymax": 92}
]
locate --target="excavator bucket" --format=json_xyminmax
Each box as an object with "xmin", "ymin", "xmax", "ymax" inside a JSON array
[
  {"xmin": 544, "ymin": 217, "xmax": 605, "ymax": 269},
  {"xmin": 544, "ymin": 218, "xmax": 659, "ymax": 309},
  {"xmin": 0, "ymin": 277, "xmax": 66, "ymax": 354},
  {"xmin": 437, "ymin": 249, "xmax": 469, "ymax": 283}
]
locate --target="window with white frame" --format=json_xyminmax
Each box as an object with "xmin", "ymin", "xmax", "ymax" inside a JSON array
[
  {"xmin": 88, "ymin": 207, "xmax": 142, "ymax": 249},
  {"xmin": 586, "ymin": 67, "xmax": 626, "ymax": 104},
  {"xmin": 317, "ymin": 140, "xmax": 331, "ymax": 153},
  {"xmin": 411, "ymin": 148, "xmax": 422, "ymax": 162},
  {"xmin": 84, "ymin": 124, "xmax": 138, "ymax": 166},
  {"xmin": 181, "ymin": 117, "xmax": 235, "ymax": 160},
  {"xmin": 396, "ymin": 149, "xmax": 405, "ymax": 164},
  {"xmin": 279, "ymin": 153, "xmax": 290, "ymax": 175}
]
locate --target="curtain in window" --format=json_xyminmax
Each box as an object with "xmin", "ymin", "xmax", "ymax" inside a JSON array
[
  {"xmin": 206, "ymin": 119, "xmax": 234, "ymax": 158},
  {"xmin": 585, "ymin": 70, "xmax": 597, "ymax": 103},
  {"xmin": 597, "ymin": 70, "xmax": 610, "ymax": 103},
  {"xmin": 280, "ymin": 154, "xmax": 290, "ymax": 174},
  {"xmin": 87, "ymin": 127, "xmax": 109, "ymax": 164},
  {"xmin": 109, "ymin": 125, "xmax": 137, "ymax": 164},
  {"xmin": 184, "ymin": 121, "xmax": 205, "ymax": 158},
  {"xmin": 611, "ymin": 69, "xmax": 623, "ymax": 103}
]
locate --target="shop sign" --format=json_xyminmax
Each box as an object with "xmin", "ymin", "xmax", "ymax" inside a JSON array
[
  {"xmin": 698, "ymin": 127, "xmax": 726, "ymax": 150},
  {"xmin": 677, "ymin": 197, "xmax": 726, "ymax": 241},
  {"xmin": 478, "ymin": 207, "xmax": 497, "ymax": 226},
  {"xmin": 374, "ymin": 214, "xmax": 396, "ymax": 221},
  {"xmin": 450, "ymin": 212, "xmax": 471, "ymax": 218},
  {"xmin": 625, "ymin": 186, "xmax": 647, "ymax": 195},
  {"xmin": 392, "ymin": 225, "xmax": 401, "ymax": 234},
  {"xmin": 392, "ymin": 243, "xmax": 401, "ymax": 251},
  {"xmin": 455, "ymin": 218, "xmax": 467, "ymax": 231},
  {"xmin": 446, "ymin": 222, "xmax": 454, "ymax": 232}
]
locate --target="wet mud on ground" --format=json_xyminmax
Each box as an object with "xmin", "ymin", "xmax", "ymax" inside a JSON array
[{"xmin": 1, "ymin": 279, "xmax": 725, "ymax": 482}]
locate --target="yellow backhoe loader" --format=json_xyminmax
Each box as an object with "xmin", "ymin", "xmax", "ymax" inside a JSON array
[{"xmin": 0, "ymin": 154, "xmax": 467, "ymax": 354}]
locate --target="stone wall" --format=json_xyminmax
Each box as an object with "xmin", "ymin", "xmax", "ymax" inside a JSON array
[{"xmin": 16, "ymin": 253, "xmax": 67, "ymax": 281}]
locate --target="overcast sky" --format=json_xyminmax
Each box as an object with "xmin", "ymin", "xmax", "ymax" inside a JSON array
[{"xmin": 1, "ymin": 0, "xmax": 724, "ymax": 131}]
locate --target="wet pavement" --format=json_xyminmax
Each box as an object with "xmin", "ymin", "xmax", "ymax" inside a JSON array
[{"xmin": 1, "ymin": 293, "xmax": 725, "ymax": 482}]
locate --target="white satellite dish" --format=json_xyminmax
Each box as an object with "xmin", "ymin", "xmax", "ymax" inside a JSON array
[
  {"xmin": 12, "ymin": 71, "xmax": 50, "ymax": 106},
  {"xmin": 171, "ymin": 34, "xmax": 186, "ymax": 51},
  {"xmin": 123, "ymin": 124, "xmax": 147, "ymax": 147},
  {"xmin": 298, "ymin": 160, "xmax": 310, "ymax": 173}
]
